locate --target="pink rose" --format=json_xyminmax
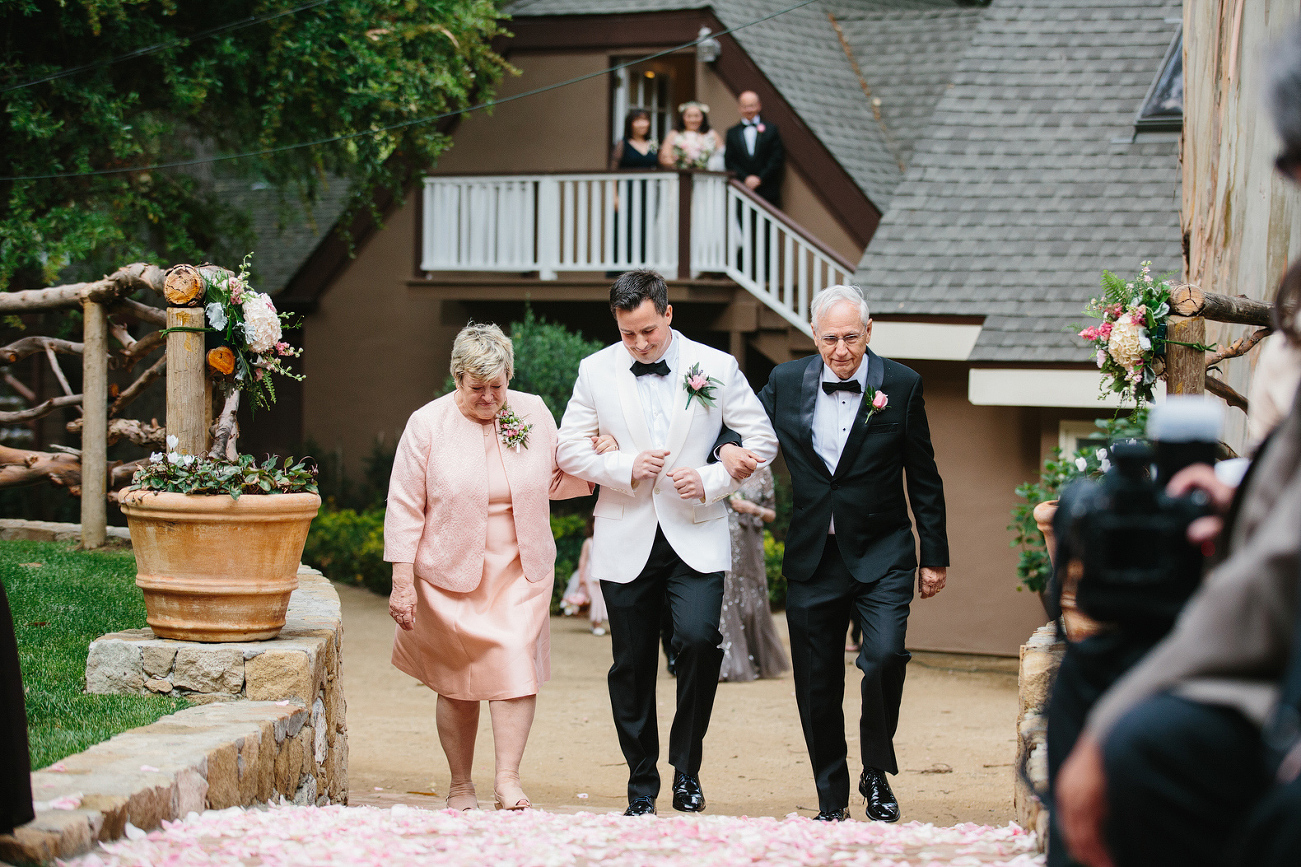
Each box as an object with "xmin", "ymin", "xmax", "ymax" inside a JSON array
[
  {"xmin": 1079, "ymin": 327, "xmax": 1098, "ymax": 341},
  {"xmin": 1099, "ymin": 322, "xmax": 1112, "ymax": 339},
  {"xmin": 689, "ymin": 374, "xmax": 709, "ymax": 391},
  {"xmin": 872, "ymin": 392, "xmax": 888, "ymax": 411},
  {"xmin": 756, "ymin": 123, "xmax": 765, "ymax": 133}
]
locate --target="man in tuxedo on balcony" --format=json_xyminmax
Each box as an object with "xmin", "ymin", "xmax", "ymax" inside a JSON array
[
  {"xmin": 722, "ymin": 284, "xmax": 948, "ymax": 823},
  {"xmin": 556, "ymin": 269, "xmax": 777, "ymax": 817},
  {"xmin": 724, "ymin": 91, "xmax": 784, "ymax": 208}
]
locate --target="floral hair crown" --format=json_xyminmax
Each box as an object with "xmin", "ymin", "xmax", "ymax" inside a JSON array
[{"xmin": 678, "ymin": 101, "xmax": 709, "ymax": 114}]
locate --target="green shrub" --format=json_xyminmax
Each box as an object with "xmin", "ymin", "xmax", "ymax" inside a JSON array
[
  {"xmin": 303, "ymin": 507, "xmax": 388, "ymax": 595},
  {"xmin": 550, "ymin": 514, "xmax": 588, "ymax": 614}
]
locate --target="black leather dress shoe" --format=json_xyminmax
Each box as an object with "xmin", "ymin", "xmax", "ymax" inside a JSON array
[
  {"xmin": 624, "ymin": 796, "xmax": 656, "ymax": 816},
  {"xmin": 671, "ymin": 771, "xmax": 706, "ymax": 812},
  {"xmin": 859, "ymin": 767, "xmax": 900, "ymax": 823},
  {"xmin": 813, "ymin": 808, "xmax": 849, "ymax": 822}
]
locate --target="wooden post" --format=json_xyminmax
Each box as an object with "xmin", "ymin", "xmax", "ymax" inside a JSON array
[
  {"xmin": 166, "ymin": 307, "xmax": 208, "ymax": 456},
  {"xmin": 80, "ymin": 300, "xmax": 108, "ymax": 549},
  {"xmin": 1164, "ymin": 317, "xmax": 1207, "ymax": 395}
]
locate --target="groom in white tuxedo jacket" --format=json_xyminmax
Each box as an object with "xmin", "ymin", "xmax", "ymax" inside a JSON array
[{"xmin": 557, "ymin": 270, "xmax": 777, "ymax": 816}]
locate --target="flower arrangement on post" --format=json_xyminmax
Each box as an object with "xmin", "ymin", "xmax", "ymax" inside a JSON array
[{"xmin": 1077, "ymin": 262, "xmax": 1212, "ymax": 408}]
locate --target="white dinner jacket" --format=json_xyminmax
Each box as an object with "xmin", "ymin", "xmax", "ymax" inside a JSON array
[{"xmin": 557, "ymin": 331, "xmax": 778, "ymax": 583}]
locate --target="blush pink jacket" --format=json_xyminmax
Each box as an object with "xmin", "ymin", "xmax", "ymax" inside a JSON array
[{"xmin": 383, "ymin": 391, "xmax": 591, "ymax": 593}]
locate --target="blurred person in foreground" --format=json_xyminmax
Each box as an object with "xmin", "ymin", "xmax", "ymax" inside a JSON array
[{"xmin": 1056, "ymin": 24, "xmax": 1301, "ymax": 867}]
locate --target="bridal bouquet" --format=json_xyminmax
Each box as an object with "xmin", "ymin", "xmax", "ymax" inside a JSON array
[{"xmin": 672, "ymin": 130, "xmax": 718, "ymax": 170}]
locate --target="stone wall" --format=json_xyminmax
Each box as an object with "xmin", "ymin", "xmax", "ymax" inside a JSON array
[
  {"xmin": 0, "ymin": 554, "xmax": 347, "ymax": 864},
  {"xmin": 1015, "ymin": 623, "xmax": 1064, "ymax": 851}
]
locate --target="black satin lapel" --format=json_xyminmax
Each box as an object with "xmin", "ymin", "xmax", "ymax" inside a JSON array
[
  {"xmin": 799, "ymin": 355, "xmax": 829, "ymax": 477},
  {"xmin": 833, "ymin": 352, "xmax": 882, "ymax": 479}
]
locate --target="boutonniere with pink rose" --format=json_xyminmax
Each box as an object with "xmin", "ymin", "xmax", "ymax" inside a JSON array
[
  {"xmin": 864, "ymin": 386, "xmax": 888, "ymax": 422},
  {"xmin": 682, "ymin": 362, "xmax": 723, "ymax": 410},
  {"xmin": 496, "ymin": 405, "xmax": 532, "ymax": 451},
  {"xmin": 756, "ymin": 123, "xmax": 766, "ymax": 133}
]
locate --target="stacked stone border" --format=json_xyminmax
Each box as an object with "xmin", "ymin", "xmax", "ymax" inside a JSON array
[
  {"xmin": 1015, "ymin": 623, "xmax": 1063, "ymax": 853},
  {"xmin": 0, "ymin": 521, "xmax": 346, "ymax": 865}
]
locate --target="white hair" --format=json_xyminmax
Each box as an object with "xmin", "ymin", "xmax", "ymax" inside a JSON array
[
  {"xmin": 810, "ymin": 285, "xmax": 871, "ymax": 333},
  {"xmin": 450, "ymin": 322, "xmax": 514, "ymax": 384}
]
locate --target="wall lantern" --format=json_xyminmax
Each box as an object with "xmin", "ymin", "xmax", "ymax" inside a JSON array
[{"xmin": 696, "ymin": 26, "xmax": 721, "ymax": 64}]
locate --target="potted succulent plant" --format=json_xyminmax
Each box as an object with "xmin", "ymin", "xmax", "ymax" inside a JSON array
[{"xmin": 119, "ymin": 258, "xmax": 320, "ymax": 642}]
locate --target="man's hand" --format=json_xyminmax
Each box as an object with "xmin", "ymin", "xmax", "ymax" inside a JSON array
[
  {"xmin": 1167, "ymin": 463, "xmax": 1236, "ymax": 547},
  {"xmin": 1057, "ymin": 734, "xmax": 1116, "ymax": 867},
  {"xmin": 719, "ymin": 443, "xmax": 761, "ymax": 481},
  {"xmin": 744, "ymin": 175, "xmax": 761, "ymax": 191},
  {"xmin": 669, "ymin": 466, "xmax": 704, "ymax": 501},
  {"xmin": 389, "ymin": 563, "xmax": 417, "ymax": 631},
  {"xmin": 591, "ymin": 434, "xmax": 619, "ymax": 454},
  {"xmin": 918, "ymin": 566, "xmax": 946, "ymax": 599},
  {"xmin": 633, "ymin": 449, "xmax": 669, "ymax": 481}
]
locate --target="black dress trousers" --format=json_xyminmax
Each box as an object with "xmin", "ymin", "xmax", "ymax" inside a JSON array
[
  {"xmin": 785, "ymin": 535, "xmax": 914, "ymax": 812},
  {"xmin": 600, "ymin": 526, "xmax": 725, "ymax": 801},
  {"xmin": 1, "ymin": 579, "xmax": 34, "ymax": 834}
]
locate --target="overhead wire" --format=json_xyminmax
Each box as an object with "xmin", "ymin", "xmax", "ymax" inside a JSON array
[{"xmin": 0, "ymin": 0, "xmax": 818, "ymax": 183}]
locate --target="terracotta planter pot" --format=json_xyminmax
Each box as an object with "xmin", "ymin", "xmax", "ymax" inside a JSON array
[
  {"xmin": 1031, "ymin": 499, "xmax": 1104, "ymax": 642},
  {"xmin": 120, "ymin": 490, "xmax": 321, "ymax": 642}
]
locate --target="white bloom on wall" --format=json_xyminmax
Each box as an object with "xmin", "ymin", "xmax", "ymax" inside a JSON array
[{"xmin": 241, "ymin": 292, "xmax": 282, "ymax": 354}]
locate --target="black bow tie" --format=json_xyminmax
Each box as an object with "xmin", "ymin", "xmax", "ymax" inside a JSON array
[
  {"xmin": 744, "ymin": 120, "xmax": 758, "ymax": 126},
  {"xmin": 822, "ymin": 379, "xmax": 861, "ymax": 395},
  {"xmin": 631, "ymin": 360, "xmax": 670, "ymax": 377}
]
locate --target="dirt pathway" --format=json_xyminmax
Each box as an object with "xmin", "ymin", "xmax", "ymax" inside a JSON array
[{"xmin": 337, "ymin": 582, "xmax": 1023, "ymax": 825}]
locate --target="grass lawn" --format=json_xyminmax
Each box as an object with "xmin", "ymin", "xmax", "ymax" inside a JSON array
[{"xmin": 0, "ymin": 540, "xmax": 187, "ymax": 770}]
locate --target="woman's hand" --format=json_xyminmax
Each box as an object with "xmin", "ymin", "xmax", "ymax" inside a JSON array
[
  {"xmin": 389, "ymin": 563, "xmax": 417, "ymax": 631},
  {"xmin": 591, "ymin": 434, "xmax": 619, "ymax": 454},
  {"xmin": 1166, "ymin": 463, "xmax": 1237, "ymax": 547}
]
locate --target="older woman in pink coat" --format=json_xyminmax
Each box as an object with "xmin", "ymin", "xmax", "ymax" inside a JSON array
[{"xmin": 385, "ymin": 323, "xmax": 594, "ymax": 812}]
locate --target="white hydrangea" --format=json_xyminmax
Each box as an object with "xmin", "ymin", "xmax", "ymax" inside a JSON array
[
  {"xmin": 240, "ymin": 292, "xmax": 282, "ymax": 354},
  {"xmin": 1106, "ymin": 312, "xmax": 1147, "ymax": 371}
]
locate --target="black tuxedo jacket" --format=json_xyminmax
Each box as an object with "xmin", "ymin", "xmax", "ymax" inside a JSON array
[
  {"xmin": 758, "ymin": 350, "xmax": 948, "ymax": 584},
  {"xmin": 724, "ymin": 120, "xmax": 785, "ymax": 206}
]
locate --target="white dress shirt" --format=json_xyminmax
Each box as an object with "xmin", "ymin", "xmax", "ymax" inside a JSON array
[
  {"xmin": 812, "ymin": 360, "xmax": 868, "ymax": 533},
  {"xmin": 743, "ymin": 116, "xmax": 762, "ymax": 155},
  {"xmin": 629, "ymin": 331, "xmax": 681, "ymax": 449}
]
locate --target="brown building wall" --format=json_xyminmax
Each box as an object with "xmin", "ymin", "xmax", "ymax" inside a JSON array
[
  {"xmin": 302, "ymin": 196, "xmax": 460, "ymax": 476},
  {"xmin": 902, "ymin": 362, "xmax": 1050, "ymax": 655}
]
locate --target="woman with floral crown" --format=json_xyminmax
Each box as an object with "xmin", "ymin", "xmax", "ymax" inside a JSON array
[
  {"xmin": 660, "ymin": 101, "xmax": 725, "ymax": 171},
  {"xmin": 384, "ymin": 322, "xmax": 605, "ymax": 812}
]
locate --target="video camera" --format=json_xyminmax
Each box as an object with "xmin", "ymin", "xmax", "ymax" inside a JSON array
[{"xmin": 1056, "ymin": 397, "xmax": 1223, "ymax": 633}]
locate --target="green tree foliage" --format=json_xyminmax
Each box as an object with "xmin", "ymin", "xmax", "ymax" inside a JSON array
[
  {"xmin": 0, "ymin": 0, "xmax": 507, "ymax": 289},
  {"xmin": 506, "ymin": 308, "xmax": 605, "ymax": 425}
]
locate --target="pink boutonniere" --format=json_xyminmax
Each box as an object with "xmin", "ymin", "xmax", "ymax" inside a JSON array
[
  {"xmin": 756, "ymin": 123, "xmax": 766, "ymax": 133},
  {"xmin": 682, "ymin": 362, "xmax": 723, "ymax": 410},
  {"xmin": 865, "ymin": 386, "xmax": 888, "ymax": 422}
]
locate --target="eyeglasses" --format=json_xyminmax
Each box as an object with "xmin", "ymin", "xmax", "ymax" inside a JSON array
[{"xmin": 819, "ymin": 333, "xmax": 864, "ymax": 348}]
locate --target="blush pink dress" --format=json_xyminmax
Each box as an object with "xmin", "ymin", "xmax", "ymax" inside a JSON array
[{"xmin": 391, "ymin": 424, "xmax": 551, "ymax": 700}]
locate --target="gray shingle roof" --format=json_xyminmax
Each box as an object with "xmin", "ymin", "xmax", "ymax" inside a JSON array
[{"xmin": 853, "ymin": 0, "xmax": 1183, "ymax": 363}]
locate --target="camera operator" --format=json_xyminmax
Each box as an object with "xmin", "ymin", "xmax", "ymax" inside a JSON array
[{"xmin": 1055, "ymin": 25, "xmax": 1301, "ymax": 866}]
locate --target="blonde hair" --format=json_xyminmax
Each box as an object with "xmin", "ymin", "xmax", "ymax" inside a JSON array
[{"xmin": 450, "ymin": 322, "xmax": 513, "ymax": 384}]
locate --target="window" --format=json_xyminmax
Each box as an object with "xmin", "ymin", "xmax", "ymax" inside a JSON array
[
  {"xmin": 1060, "ymin": 420, "xmax": 1108, "ymax": 459},
  {"xmin": 612, "ymin": 62, "xmax": 672, "ymax": 145},
  {"xmin": 1136, "ymin": 31, "xmax": 1183, "ymax": 133}
]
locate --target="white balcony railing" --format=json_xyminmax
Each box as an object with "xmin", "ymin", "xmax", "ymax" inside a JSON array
[{"xmin": 421, "ymin": 171, "xmax": 856, "ymax": 337}]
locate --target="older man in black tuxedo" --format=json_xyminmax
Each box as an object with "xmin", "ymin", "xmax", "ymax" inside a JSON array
[
  {"xmin": 724, "ymin": 91, "xmax": 784, "ymax": 207},
  {"xmin": 722, "ymin": 285, "xmax": 947, "ymax": 823}
]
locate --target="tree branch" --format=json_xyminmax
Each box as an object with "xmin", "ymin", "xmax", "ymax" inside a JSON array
[
  {"xmin": 209, "ymin": 389, "xmax": 241, "ymax": 460},
  {"xmin": 3, "ymin": 372, "xmax": 35, "ymax": 404},
  {"xmin": 67, "ymin": 416, "xmax": 166, "ymax": 448},
  {"xmin": 108, "ymin": 296, "xmax": 167, "ymax": 327},
  {"xmin": 1205, "ymin": 375, "xmax": 1249, "ymax": 412},
  {"xmin": 44, "ymin": 344, "xmax": 75, "ymax": 397},
  {"xmin": 0, "ymin": 394, "xmax": 82, "ymax": 423},
  {"xmin": 116, "ymin": 329, "xmax": 165, "ymax": 371},
  {"xmin": 0, "ymin": 336, "xmax": 83, "ymax": 365},
  {"xmin": 1205, "ymin": 327, "xmax": 1271, "ymax": 368},
  {"xmin": 109, "ymin": 354, "xmax": 165, "ymax": 417},
  {"xmin": 1170, "ymin": 285, "xmax": 1273, "ymax": 327},
  {"xmin": 0, "ymin": 262, "xmax": 167, "ymax": 313},
  {"xmin": 0, "ymin": 444, "xmax": 82, "ymax": 490}
]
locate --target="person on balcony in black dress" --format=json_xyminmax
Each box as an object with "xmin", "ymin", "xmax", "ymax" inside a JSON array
[{"xmin": 609, "ymin": 108, "xmax": 659, "ymax": 269}]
